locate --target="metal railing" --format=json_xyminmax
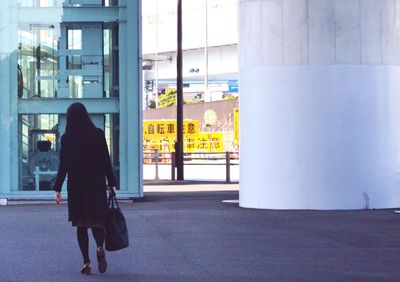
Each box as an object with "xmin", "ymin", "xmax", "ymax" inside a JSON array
[{"xmin": 143, "ymin": 149, "xmax": 239, "ymax": 182}]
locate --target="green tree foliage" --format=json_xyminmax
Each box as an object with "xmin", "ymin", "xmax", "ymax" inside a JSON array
[{"xmin": 158, "ymin": 88, "xmax": 176, "ymax": 108}]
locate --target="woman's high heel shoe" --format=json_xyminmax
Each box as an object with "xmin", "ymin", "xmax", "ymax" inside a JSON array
[
  {"xmin": 97, "ymin": 247, "xmax": 107, "ymax": 274},
  {"xmin": 80, "ymin": 263, "xmax": 91, "ymax": 275}
]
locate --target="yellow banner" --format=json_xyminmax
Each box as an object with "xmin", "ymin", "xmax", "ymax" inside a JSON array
[
  {"xmin": 143, "ymin": 132, "xmax": 224, "ymax": 153},
  {"xmin": 143, "ymin": 120, "xmax": 199, "ymax": 139},
  {"xmin": 234, "ymin": 107, "xmax": 239, "ymax": 145},
  {"xmin": 185, "ymin": 132, "xmax": 224, "ymax": 153}
]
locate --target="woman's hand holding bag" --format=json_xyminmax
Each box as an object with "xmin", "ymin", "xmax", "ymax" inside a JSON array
[{"xmin": 105, "ymin": 188, "xmax": 129, "ymax": 251}]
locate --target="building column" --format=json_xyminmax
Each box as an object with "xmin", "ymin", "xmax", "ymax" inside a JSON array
[
  {"xmin": 0, "ymin": 54, "xmax": 12, "ymax": 196},
  {"xmin": 239, "ymin": 0, "xmax": 400, "ymax": 209},
  {"xmin": 119, "ymin": 0, "xmax": 143, "ymax": 196},
  {"xmin": 0, "ymin": 1, "xmax": 18, "ymax": 195}
]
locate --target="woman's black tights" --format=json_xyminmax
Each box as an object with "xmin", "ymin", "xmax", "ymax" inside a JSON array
[{"xmin": 77, "ymin": 227, "xmax": 105, "ymax": 264}]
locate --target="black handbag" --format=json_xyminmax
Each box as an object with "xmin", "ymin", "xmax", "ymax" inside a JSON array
[{"xmin": 105, "ymin": 190, "xmax": 129, "ymax": 251}]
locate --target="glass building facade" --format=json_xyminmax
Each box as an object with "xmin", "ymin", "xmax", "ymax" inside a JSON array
[{"xmin": 0, "ymin": 0, "xmax": 142, "ymax": 198}]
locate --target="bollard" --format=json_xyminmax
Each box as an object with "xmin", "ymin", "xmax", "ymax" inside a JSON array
[
  {"xmin": 34, "ymin": 166, "xmax": 40, "ymax": 191},
  {"xmin": 226, "ymin": 151, "xmax": 231, "ymax": 183},
  {"xmin": 171, "ymin": 152, "xmax": 176, "ymax": 180},
  {"xmin": 154, "ymin": 148, "xmax": 160, "ymax": 180}
]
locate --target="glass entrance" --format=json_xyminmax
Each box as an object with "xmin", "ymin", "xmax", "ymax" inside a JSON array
[
  {"xmin": 18, "ymin": 113, "xmax": 120, "ymax": 191},
  {"xmin": 1, "ymin": 0, "xmax": 141, "ymax": 197},
  {"xmin": 19, "ymin": 114, "xmax": 59, "ymax": 191},
  {"xmin": 15, "ymin": 2, "xmax": 121, "ymax": 192}
]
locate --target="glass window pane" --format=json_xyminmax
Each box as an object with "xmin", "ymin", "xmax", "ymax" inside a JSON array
[
  {"xmin": 105, "ymin": 114, "xmax": 120, "ymax": 188},
  {"xmin": 68, "ymin": 75, "xmax": 83, "ymax": 98},
  {"xmin": 19, "ymin": 114, "xmax": 59, "ymax": 191},
  {"xmin": 67, "ymin": 29, "xmax": 82, "ymax": 50},
  {"xmin": 103, "ymin": 26, "xmax": 119, "ymax": 98},
  {"xmin": 18, "ymin": 114, "xmax": 120, "ymax": 191},
  {"xmin": 67, "ymin": 55, "xmax": 82, "ymax": 69},
  {"xmin": 18, "ymin": 25, "xmax": 58, "ymax": 98}
]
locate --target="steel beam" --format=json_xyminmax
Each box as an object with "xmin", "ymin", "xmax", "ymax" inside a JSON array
[
  {"xmin": 17, "ymin": 7, "xmax": 125, "ymax": 24},
  {"xmin": 18, "ymin": 98, "xmax": 119, "ymax": 114}
]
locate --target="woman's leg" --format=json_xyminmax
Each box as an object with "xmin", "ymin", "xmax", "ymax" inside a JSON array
[
  {"xmin": 77, "ymin": 227, "xmax": 90, "ymax": 264},
  {"xmin": 91, "ymin": 227, "xmax": 105, "ymax": 248},
  {"xmin": 92, "ymin": 227, "xmax": 107, "ymax": 273}
]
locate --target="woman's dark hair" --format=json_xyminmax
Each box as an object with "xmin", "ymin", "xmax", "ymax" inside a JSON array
[{"xmin": 65, "ymin": 102, "xmax": 96, "ymax": 133}]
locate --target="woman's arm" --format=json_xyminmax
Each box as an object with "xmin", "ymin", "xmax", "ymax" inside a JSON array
[
  {"xmin": 100, "ymin": 130, "xmax": 117, "ymax": 188},
  {"xmin": 54, "ymin": 135, "xmax": 68, "ymax": 193}
]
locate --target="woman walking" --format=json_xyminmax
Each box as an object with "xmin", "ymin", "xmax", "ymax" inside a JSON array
[{"xmin": 54, "ymin": 102, "xmax": 116, "ymax": 275}]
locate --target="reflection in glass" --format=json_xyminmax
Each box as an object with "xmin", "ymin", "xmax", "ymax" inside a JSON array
[
  {"xmin": 17, "ymin": 13, "xmax": 119, "ymax": 99},
  {"xmin": 68, "ymin": 76, "xmax": 83, "ymax": 98},
  {"xmin": 18, "ymin": 114, "xmax": 120, "ymax": 191},
  {"xmin": 104, "ymin": 0, "xmax": 119, "ymax": 7},
  {"xmin": 19, "ymin": 115, "xmax": 59, "ymax": 191},
  {"xmin": 18, "ymin": 25, "xmax": 58, "ymax": 98},
  {"xmin": 105, "ymin": 114, "xmax": 120, "ymax": 188},
  {"xmin": 17, "ymin": 0, "xmax": 61, "ymax": 7},
  {"xmin": 14, "ymin": 1, "xmax": 123, "ymax": 192},
  {"xmin": 67, "ymin": 55, "xmax": 82, "ymax": 69},
  {"xmin": 103, "ymin": 25, "xmax": 119, "ymax": 97},
  {"xmin": 67, "ymin": 29, "xmax": 82, "ymax": 50}
]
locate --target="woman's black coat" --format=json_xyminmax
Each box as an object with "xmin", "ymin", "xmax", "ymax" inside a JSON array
[{"xmin": 54, "ymin": 128, "xmax": 116, "ymax": 224}]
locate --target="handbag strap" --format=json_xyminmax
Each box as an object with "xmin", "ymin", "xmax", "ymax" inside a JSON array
[{"xmin": 108, "ymin": 189, "xmax": 119, "ymax": 209}]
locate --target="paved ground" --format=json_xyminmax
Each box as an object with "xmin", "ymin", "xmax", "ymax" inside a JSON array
[{"xmin": 1, "ymin": 187, "xmax": 400, "ymax": 281}]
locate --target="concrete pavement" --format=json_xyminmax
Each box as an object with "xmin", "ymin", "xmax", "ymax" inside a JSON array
[{"xmin": 1, "ymin": 186, "xmax": 400, "ymax": 281}]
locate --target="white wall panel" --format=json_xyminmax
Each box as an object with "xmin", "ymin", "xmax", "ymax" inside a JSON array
[
  {"xmin": 282, "ymin": 0, "xmax": 308, "ymax": 64},
  {"xmin": 381, "ymin": 0, "xmax": 400, "ymax": 64},
  {"xmin": 360, "ymin": 0, "xmax": 382, "ymax": 64},
  {"xmin": 209, "ymin": 45, "xmax": 239, "ymax": 74},
  {"xmin": 156, "ymin": 45, "xmax": 238, "ymax": 80},
  {"xmin": 239, "ymin": 2, "xmax": 263, "ymax": 65},
  {"xmin": 335, "ymin": 0, "xmax": 361, "ymax": 64},
  {"xmin": 260, "ymin": 0, "xmax": 283, "ymax": 65},
  {"xmin": 208, "ymin": 0, "xmax": 238, "ymax": 47},
  {"xmin": 242, "ymin": 1, "xmax": 261, "ymax": 66},
  {"xmin": 308, "ymin": 0, "xmax": 335, "ymax": 64}
]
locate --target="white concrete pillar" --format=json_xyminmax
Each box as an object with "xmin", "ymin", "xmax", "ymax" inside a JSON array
[{"xmin": 239, "ymin": 0, "xmax": 400, "ymax": 209}]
